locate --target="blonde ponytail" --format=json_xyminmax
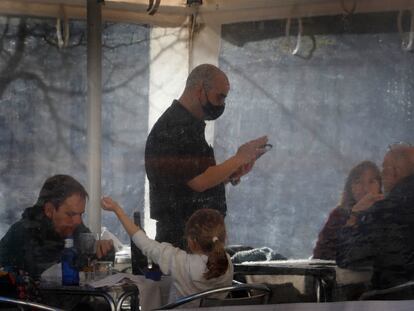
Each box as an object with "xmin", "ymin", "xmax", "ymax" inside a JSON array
[
  {"xmin": 185, "ymin": 209, "xmax": 229, "ymax": 280},
  {"xmin": 204, "ymin": 238, "xmax": 229, "ymax": 280}
]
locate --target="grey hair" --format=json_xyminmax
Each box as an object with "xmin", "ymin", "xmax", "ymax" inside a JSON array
[
  {"xmin": 388, "ymin": 145, "xmax": 414, "ymax": 175},
  {"xmin": 185, "ymin": 64, "xmax": 223, "ymax": 91}
]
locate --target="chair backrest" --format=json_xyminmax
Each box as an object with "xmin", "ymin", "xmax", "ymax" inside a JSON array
[
  {"xmin": 154, "ymin": 283, "xmax": 271, "ymax": 309},
  {"xmin": 0, "ymin": 295, "xmax": 64, "ymax": 311}
]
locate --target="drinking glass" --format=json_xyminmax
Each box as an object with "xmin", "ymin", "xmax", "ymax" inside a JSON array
[
  {"xmin": 94, "ymin": 261, "xmax": 113, "ymax": 281},
  {"xmin": 79, "ymin": 232, "xmax": 98, "ymax": 281}
]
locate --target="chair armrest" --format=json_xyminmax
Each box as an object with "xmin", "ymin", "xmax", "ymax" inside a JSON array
[{"xmin": 0, "ymin": 295, "xmax": 65, "ymax": 311}]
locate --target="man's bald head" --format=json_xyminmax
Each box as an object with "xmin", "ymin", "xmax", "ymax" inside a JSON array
[
  {"xmin": 382, "ymin": 145, "xmax": 414, "ymax": 193},
  {"xmin": 179, "ymin": 64, "xmax": 230, "ymax": 120},
  {"xmin": 185, "ymin": 64, "xmax": 228, "ymax": 91}
]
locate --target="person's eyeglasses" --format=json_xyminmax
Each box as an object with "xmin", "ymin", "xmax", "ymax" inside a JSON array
[{"xmin": 387, "ymin": 141, "xmax": 412, "ymax": 151}]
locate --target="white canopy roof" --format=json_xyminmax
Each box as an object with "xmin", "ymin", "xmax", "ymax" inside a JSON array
[
  {"xmin": 1, "ymin": 0, "xmax": 413, "ymax": 234},
  {"xmin": 1, "ymin": 0, "xmax": 413, "ymax": 27}
]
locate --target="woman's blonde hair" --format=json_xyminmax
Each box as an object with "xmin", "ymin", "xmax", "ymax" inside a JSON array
[{"xmin": 185, "ymin": 208, "xmax": 228, "ymax": 280}]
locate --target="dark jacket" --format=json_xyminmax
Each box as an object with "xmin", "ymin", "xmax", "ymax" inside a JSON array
[
  {"xmin": 313, "ymin": 205, "xmax": 350, "ymax": 260},
  {"xmin": 337, "ymin": 174, "xmax": 414, "ymax": 289},
  {"xmin": 0, "ymin": 204, "xmax": 90, "ymax": 280}
]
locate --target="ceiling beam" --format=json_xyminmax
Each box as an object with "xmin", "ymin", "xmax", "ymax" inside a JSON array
[
  {"xmin": 199, "ymin": 0, "xmax": 414, "ymax": 24},
  {"xmin": 0, "ymin": 0, "xmax": 413, "ymax": 26},
  {"xmin": 0, "ymin": 0, "xmax": 187, "ymax": 27}
]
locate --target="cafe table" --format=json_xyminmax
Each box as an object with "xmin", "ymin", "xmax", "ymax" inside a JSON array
[
  {"xmin": 234, "ymin": 259, "xmax": 338, "ymax": 303},
  {"xmin": 234, "ymin": 259, "xmax": 373, "ymax": 303},
  {"xmin": 39, "ymin": 282, "xmax": 138, "ymax": 311},
  {"xmin": 39, "ymin": 273, "xmax": 172, "ymax": 311}
]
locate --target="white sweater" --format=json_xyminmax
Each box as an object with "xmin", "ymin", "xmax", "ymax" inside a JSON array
[{"xmin": 132, "ymin": 230, "xmax": 234, "ymax": 306}]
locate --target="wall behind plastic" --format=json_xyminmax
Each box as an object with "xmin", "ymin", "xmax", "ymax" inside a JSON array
[
  {"xmin": 0, "ymin": 17, "xmax": 150, "ymax": 243},
  {"xmin": 218, "ymin": 12, "xmax": 414, "ymax": 258}
]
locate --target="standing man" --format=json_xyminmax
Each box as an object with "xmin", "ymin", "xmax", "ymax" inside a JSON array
[
  {"xmin": 145, "ymin": 64, "xmax": 268, "ymax": 249},
  {"xmin": 0, "ymin": 174, "xmax": 114, "ymax": 280},
  {"xmin": 337, "ymin": 144, "xmax": 414, "ymax": 290}
]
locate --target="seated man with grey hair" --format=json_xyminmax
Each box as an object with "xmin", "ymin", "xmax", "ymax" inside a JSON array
[{"xmin": 337, "ymin": 144, "xmax": 414, "ymax": 290}]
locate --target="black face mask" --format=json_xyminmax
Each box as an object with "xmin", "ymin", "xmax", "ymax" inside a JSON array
[{"xmin": 202, "ymin": 88, "xmax": 225, "ymax": 120}]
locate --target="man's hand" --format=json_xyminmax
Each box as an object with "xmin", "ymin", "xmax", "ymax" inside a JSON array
[
  {"xmin": 236, "ymin": 136, "xmax": 268, "ymax": 164},
  {"xmin": 345, "ymin": 192, "xmax": 384, "ymax": 227},
  {"xmin": 96, "ymin": 239, "xmax": 114, "ymax": 259},
  {"xmin": 229, "ymin": 160, "xmax": 255, "ymax": 183},
  {"xmin": 352, "ymin": 192, "xmax": 384, "ymax": 213}
]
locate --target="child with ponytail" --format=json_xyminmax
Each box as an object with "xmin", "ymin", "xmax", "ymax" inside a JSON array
[{"xmin": 101, "ymin": 197, "xmax": 233, "ymax": 306}]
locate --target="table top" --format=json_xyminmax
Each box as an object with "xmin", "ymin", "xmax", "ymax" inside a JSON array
[
  {"xmin": 233, "ymin": 259, "xmax": 375, "ymax": 302},
  {"xmin": 235, "ymin": 259, "xmax": 337, "ymax": 276}
]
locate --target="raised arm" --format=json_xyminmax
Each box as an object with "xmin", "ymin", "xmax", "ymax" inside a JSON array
[
  {"xmin": 101, "ymin": 197, "xmax": 141, "ymax": 237},
  {"xmin": 101, "ymin": 196, "xmax": 189, "ymax": 276}
]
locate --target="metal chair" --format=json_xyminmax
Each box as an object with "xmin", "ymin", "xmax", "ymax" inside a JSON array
[
  {"xmin": 0, "ymin": 296, "xmax": 64, "ymax": 311},
  {"xmin": 154, "ymin": 282, "xmax": 271, "ymax": 309}
]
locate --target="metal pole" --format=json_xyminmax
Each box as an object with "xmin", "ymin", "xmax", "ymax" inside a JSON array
[{"xmin": 86, "ymin": 0, "xmax": 102, "ymax": 235}]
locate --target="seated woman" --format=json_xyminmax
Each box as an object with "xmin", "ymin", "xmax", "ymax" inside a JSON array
[{"xmin": 313, "ymin": 161, "xmax": 383, "ymax": 260}]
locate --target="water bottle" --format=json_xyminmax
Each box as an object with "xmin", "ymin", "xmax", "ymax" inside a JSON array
[
  {"xmin": 61, "ymin": 238, "xmax": 79, "ymax": 286},
  {"xmin": 145, "ymin": 258, "xmax": 162, "ymax": 281},
  {"xmin": 132, "ymin": 212, "xmax": 161, "ymax": 280}
]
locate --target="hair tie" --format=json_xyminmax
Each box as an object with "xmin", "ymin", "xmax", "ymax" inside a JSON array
[{"xmin": 212, "ymin": 236, "xmax": 219, "ymax": 243}]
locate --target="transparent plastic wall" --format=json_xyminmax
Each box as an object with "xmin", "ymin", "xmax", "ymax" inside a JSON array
[
  {"xmin": 0, "ymin": 11, "xmax": 413, "ymax": 262},
  {"xmin": 0, "ymin": 17, "xmax": 150, "ymax": 243},
  {"xmin": 218, "ymin": 12, "xmax": 413, "ymax": 258}
]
